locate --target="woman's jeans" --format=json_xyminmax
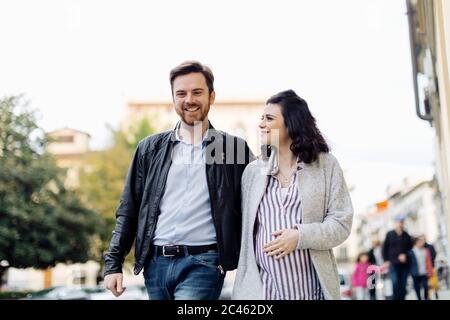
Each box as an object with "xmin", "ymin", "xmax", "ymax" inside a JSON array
[
  {"xmin": 413, "ymin": 275, "xmax": 429, "ymax": 300},
  {"xmin": 143, "ymin": 249, "xmax": 225, "ymax": 300}
]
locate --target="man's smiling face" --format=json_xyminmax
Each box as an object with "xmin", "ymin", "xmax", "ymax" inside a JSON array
[{"xmin": 172, "ymin": 72, "xmax": 215, "ymax": 126}]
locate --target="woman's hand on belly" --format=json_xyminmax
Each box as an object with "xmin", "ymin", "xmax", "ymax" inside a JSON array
[{"xmin": 263, "ymin": 228, "xmax": 299, "ymax": 260}]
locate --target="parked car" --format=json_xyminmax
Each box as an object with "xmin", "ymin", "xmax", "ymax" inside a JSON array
[{"xmin": 23, "ymin": 286, "xmax": 90, "ymax": 300}]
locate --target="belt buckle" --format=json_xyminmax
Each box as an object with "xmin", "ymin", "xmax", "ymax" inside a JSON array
[{"xmin": 162, "ymin": 246, "xmax": 177, "ymax": 257}]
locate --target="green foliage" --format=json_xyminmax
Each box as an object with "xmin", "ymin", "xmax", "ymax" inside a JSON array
[
  {"xmin": 79, "ymin": 118, "xmax": 155, "ymax": 268},
  {"xmin": 0, "ymin": 96, "xmax": 101, "ymax": 270},
  {"xmin": 0, "ymin": 290, "xmax": 34, "ymax": 299},
  {"xmin": 128, "ymin": 117, "xmax": 154, "ymax": 151}
]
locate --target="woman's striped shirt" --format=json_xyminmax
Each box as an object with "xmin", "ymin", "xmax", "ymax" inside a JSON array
[{"xmin": 254, "ymin": 168, "xmax": 325, "ymax": 300}]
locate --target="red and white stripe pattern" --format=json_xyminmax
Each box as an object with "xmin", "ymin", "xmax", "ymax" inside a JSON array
[{"xmin": 255, "ymin": 168, "xmax": 324, "ymax": 300}]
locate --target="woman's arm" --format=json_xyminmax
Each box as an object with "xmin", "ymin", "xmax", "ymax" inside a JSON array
[{"xmin": 295, "ymin": 155, "xmax": 354, "ymax": 251}]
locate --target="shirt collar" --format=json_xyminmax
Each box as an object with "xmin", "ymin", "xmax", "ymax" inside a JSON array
[
  {"xmin": 262, "ymin": 147, "xmax": 303, "ymax": 176},
  {"xmin": 174, "ymin": 122, "xmax": 210, "ymax": 148}
]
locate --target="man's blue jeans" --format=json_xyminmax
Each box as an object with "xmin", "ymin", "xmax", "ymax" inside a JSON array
[
  {"xmin": 389, "ymin": 263, "xmax": 409, "ymax": 300},
  {"xmin": 143, "ymin": 248, "xmax": 225, "ymax": 300}
]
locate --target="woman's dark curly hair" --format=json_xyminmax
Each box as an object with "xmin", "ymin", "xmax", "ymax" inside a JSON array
[{"xmin": 264, "ymin": 89, "xmax": 329, "ymax": 164}]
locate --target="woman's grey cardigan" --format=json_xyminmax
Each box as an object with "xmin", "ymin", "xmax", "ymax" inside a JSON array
[{"xmin": 232, "ymin": 152, "xmax": 354, "ymax": 300}]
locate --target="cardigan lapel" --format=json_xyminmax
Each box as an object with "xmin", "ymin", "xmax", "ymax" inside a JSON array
[{"xmin": 248, "ymin": 165, "xmax": 268, "ymax": 232}]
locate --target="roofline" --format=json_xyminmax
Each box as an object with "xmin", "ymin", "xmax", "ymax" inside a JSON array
[
  {"xmin": 47, "ymin": 127, "xmax": 91, "ymax": 137},
  {"xmin": 387, "ymin": 179, "xmax": 434, "ymax": 200}
]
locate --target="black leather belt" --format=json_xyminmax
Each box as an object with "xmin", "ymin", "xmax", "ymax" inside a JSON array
[{"xmin": 154, "ymin": 244, "xmax": 218, "ymax": 257}]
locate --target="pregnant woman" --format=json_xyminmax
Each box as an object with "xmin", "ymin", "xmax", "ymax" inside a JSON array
[{"xmin": 232, "ymin": 90, "xmax": 353, "ymax": 300}]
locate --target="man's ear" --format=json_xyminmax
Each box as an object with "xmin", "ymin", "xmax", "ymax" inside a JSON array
[{"xmin": 209, "ymin": 91, "xmax": 216, "ymax": 105}]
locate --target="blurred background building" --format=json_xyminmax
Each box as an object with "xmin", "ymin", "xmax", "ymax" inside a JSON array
[
  {"xmin": 356, "ymin": 178, "xmax": 442, "ymax": 254},
  {"xmin": 407, "ymin": 0, "xmax": 450, "ymax": 266},
  {"xmin": 47, "ymin": 128, "xmax": 94, "ymax": 188},
  {"xmin": 122, "ymin": 100, "xmax": 265, "ymax": 155}
]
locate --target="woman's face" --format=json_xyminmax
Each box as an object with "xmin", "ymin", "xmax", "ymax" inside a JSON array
[
  {"xmin": 415, "ymin": 238, "xmax": 425, "ymax": 248},
  {"xmin": 259, "ymin": 103, "xmax": 290, "ymax": 147}
]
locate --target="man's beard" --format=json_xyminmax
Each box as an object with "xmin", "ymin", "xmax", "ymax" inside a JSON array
[{"xmin": 181, "ymin": 103, "xmax": 208, "ymax": 125}]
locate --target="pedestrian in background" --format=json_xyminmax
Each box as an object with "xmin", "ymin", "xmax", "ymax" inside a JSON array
[
  {"xmin": 382, "ymin": 214, "xmax": 413, "ymax": 300},
  {"xmin": 352, "ymin": 252, "xmax": 370, "ymax": 300},
  {"xmin": 408, "ymin": 236, "xmax": 433, "ymax": 300},
  {"xmin": 437, "ymin": 259, "xmax": 449, "ymax": 290},
  {"xmin": 420, "ymin": 235, "xmax": 437, "ymax": 267},
  {"xmin": 418, "ymin": 234, "xmax": 438, "ymax": 299},
  {"xmin": 367, "ymin": 239, "xmax": 384, "ymax": 300}
]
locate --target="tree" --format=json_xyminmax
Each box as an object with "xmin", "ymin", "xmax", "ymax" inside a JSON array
[
  {"xmin": 78, "ymin": 118, "xmax": 155, "ymax": 274},
  {"xmin": 0, "ymin": 96, "xmax": 102, "ymax": 287}
]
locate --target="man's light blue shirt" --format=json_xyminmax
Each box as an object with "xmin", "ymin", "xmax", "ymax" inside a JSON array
[{"xmin": 152, "ymin": 127, "xmax": 217, "ymax": 246}]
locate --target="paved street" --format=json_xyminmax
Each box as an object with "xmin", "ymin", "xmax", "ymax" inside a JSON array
[{"xmin": 406, "ymin": 288, "xmax": 450, "ymax": 300}]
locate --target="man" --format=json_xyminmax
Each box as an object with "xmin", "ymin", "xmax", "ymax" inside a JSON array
[
  {"xmin": 382, "ymin": 214, "xmax": 413, "ymax": 300},
  {"xmin": 103, "ymin": 61, "xmax": 254, "ymax": 300}
]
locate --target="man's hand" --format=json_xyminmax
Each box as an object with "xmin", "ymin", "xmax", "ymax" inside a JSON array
[
  {"xmin": 263, "ymin": 229, "xmax": 299, "ymax": 260},
  {"xmin": 398, "ymin": 253, "xmax": 407, "ymax": 264},
  {"xmin": 104, "ymin": 273, "xmax": 126, "ymax": 297},
  {"xmin": 382, "ymin": 261, "xmax": 390, "ymax": 273}
]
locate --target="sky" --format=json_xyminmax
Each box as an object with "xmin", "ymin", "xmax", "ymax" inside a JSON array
[{"xmin": 0, "ymin": 0, "xmax": 436, "ymax": 214}]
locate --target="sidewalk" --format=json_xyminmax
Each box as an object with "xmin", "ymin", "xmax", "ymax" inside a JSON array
[{"xmin": 406, "ymin": 288, "xmax": 450, "ymax": 300}]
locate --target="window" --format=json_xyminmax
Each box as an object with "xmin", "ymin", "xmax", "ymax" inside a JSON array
[{"xmin": 56, "ymin": 135, "xmax": 74, "ymax": 143}]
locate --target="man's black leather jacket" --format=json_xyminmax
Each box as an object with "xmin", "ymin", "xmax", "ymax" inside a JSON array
[{"xmin": 104, "ymin": 122, "xmax": 254, "ymax": 276}]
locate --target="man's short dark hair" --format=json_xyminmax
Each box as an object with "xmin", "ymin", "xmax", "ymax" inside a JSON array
[{"xmin": 170, "ymin": 61, "xmax": 214, "ymax": 95}]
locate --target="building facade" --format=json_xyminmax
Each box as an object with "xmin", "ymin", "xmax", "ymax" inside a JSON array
[
  {"xmin": 407, "ymin": 0, "xmax": 450, "ymax": 265},
  {"xmin": 356, "ymin": 178, "xmax": 444, "ymax": 260},
  {"xmin": 46, "ymin": 127, "xmax": 92, "ymax": 188}
]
